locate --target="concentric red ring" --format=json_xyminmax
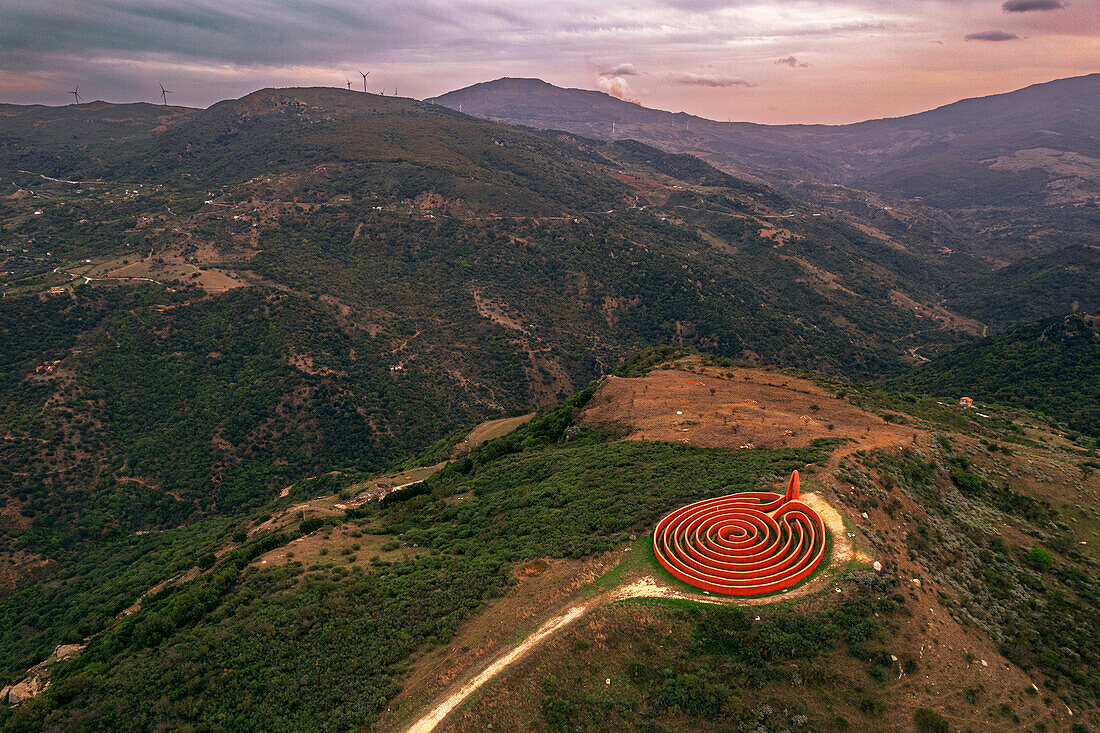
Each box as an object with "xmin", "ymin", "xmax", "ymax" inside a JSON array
[{"xmin": 653, "ymin": 471, "xmax": 826, "ymax": 596}]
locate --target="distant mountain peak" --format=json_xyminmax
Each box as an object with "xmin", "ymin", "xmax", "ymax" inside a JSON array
[{"xmin": 427, "ymin": 77, "xmax": 656, "ymax": 116}]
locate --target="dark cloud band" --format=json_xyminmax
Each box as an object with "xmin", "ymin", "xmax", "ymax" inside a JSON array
[
  {"xmin": 965, "ymin": 30, "xmax": 1020, "ymax": 41},
  {"xmin": 669, "ymin": 72, "xmax": 757, "ymax": 87},
  {"xmin": 775, "ymin": 56, "xmax": 810, "ymax": 68},
  {"xmin": 601, "ymin": 63, "xmax": 638, "ymax": 77},
  {"xmin": 1003, "ymin": 0, "xmax": 1065, "ymax": 12}
]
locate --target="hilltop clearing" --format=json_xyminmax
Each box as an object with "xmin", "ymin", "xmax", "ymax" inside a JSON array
[
  {"xmin": 581, "ymin": 364, "xmax": 915, "ymax": 455},
  {"xmin": 384, "ymin": 355, "xmax": 1097, "ymax": 732}
]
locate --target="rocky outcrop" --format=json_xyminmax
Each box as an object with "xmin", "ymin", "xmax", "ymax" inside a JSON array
[
  {"xmin": 0, "ymin": 642, "xmax": 83, "ymax": 706},
  {"xmin": 2, "ymin": 674, "xmax": 47, "ymax": 705}
]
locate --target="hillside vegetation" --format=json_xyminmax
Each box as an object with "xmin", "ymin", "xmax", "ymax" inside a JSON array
[
  {"xmin": 1, "ymin": 392, "xmax": 828, "ymax": 731},
  {"xmin": 5, "ymin": 356, "xmax": 1096, "ymax": 731},
  {"xmin": 897, "ymin": 313, "xmax": 1100, "ymax": 436},
  {"xmin": 1, "ymin": 89, "xmax": 987, "ymax": 543},
  {"xmin": 945, "ymin": 245, "xmax": 1100, "ymax": 332},
  {"xmin": 1, "ymin": 86, "xmax": 1098, "ymax": 731}
]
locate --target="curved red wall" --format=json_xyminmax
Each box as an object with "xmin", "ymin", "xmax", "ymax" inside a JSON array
[{"xmin": 652, "ymin": 470, "xmax": 826, "ymax": 596}]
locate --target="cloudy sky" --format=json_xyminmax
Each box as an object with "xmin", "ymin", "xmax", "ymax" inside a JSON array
[{"xmin": 1, "ymin": 0, "xmax": 1096, "ymax": 123}]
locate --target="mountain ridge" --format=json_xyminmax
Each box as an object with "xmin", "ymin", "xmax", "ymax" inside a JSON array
[
  {"xmin": 1, "ymin": 86, "xmax": 989, "ymax": 552},
  {"xmin": 429, "ymin": 72, "xmax": 1100, "ymax": 128},
  {"xmin": 430, "ymin": 73, "xmax": 1100, "ymax": 262}
]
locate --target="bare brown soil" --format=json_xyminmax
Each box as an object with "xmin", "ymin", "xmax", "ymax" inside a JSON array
[
  {"xmin": 0, "ymin": 550, "xmax": 52, "ymax": 599},
  {"xmin": 757, "ymin": 224, "xmax": 801, "ymax": 246},
  {"xmin": 248, "ymin": 497, "xmax": 346, "ymax": 539},
  {"xmin": 608, "ymin": 171, "xmax": 673, "ymax": 206},
  {"xmin": 343, "ymin": 464, "xmax": 449, "ymax": 506},
  {"xmin": 580, "ymin": 364, "xmax": 916, "ymax": 459},
  {"xmin": 250, "ymin": 524, "xmax": 424, "ymax": 570},
  {"xmin": 471, "ymin": 290, "xmax": 527, "ymax": 333},
  {"xmin": 66, "ymin": 248, "xmax": 247, "ymax": 294},
  {"xmin": 0, "ymin": 500, "xmax": 33, "ymax": 530}
]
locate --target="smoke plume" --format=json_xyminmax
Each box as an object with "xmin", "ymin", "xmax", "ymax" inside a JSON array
[{"xmin": 597, "ymin": 64, "xmax": 642, "ymax": 105}]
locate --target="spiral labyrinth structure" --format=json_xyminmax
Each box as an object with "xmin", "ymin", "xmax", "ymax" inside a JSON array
[{"xmin": 653, "ymin": 471, "xmax": 826, "ymax": 596}]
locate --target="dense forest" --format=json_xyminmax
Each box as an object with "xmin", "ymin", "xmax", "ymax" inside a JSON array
[{"xmin": 945, "ymin": 245, "xmax": 1100, "ymax": 333}]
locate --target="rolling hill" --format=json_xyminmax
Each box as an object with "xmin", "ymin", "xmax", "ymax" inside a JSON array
[
  {"xmin": 944, "ymin": 244, "xmax": 1100, "ymax": 332},
  {"xmin": 1, "ymin": 87, "xmax": 1098, "ymax": 731},
  {"xmin": 1, "ymin": 87, "xmax": 990, "ymax": 595},
  {"xmin": 3, "ymin": 352, "xmax": 1097, "ymax": 730}
]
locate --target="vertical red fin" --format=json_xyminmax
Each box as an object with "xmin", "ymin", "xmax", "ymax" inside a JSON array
[{"xmin": 784, "ymin": 470, "xmax": 800, "ymax": 502}]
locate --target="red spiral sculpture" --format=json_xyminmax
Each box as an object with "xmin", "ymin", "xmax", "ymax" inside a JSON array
[{"xmin": 653, "ymin": 471, "xmax": 826, "ymax": 596}]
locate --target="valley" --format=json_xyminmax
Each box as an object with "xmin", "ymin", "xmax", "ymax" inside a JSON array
[
  {"xmin": 1, "ymin": 76, "xmax": 1098, "ymax": 732},
  {"xmin": 430, "ymin": 74, "xmax": 1100, "ymax": 266}
]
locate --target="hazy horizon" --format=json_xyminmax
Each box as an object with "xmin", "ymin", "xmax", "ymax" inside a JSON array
[{"xmin": 2, "ymin": 0, "xmax": 1097, "ymax": 124}]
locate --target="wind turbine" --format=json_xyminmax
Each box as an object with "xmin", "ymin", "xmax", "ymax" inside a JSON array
[
  {"xmin": 346, "ymin": 78, "xmax": 352, "ymax": 90},
  {"xmin": 159, "ymin": 83, "xmax": 172, "ymax": 106},
  {"xmin": 359, "ymin": 70, "xmax": 369, "ymax": 93},
  {"xmin": 70, "ymin": 85, "xmax": 82, "ymax": 104}
]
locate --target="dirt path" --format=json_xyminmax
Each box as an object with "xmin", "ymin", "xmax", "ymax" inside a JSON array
[
  {"xmin": 53, "ymin": 266, "xmax": 167, "ymax": 289},
  {"xmin": 404, "ymin": 605, "xmax": 589, "ymax": 733},
  {"xmin": 803, "ymin": 492, "xmax": 856, "ymax": 564},
  {"xmin": 401, "ymin": 492, "xmax": 857, "ymax": 733},
  {"xmin": 402, "ymin": 573, "xmax": 756, "ymax": 733}
]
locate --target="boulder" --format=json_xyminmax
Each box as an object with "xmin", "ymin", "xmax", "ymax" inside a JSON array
[{"xmin": 7, "ymin": 674, "xmax": 46, "ymax": 705}]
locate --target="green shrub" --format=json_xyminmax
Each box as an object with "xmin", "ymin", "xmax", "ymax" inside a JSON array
[
  {"xmin": 1028, "ymin": 546, "xmax": 1053, "ymax": 570},
  {"xmin": 913, "ymin": 707, "xmax": 949, "ymax": 732},
  {"xmin": 299, "ymin": 517, "xmax": 325, "ymax": 535}
]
